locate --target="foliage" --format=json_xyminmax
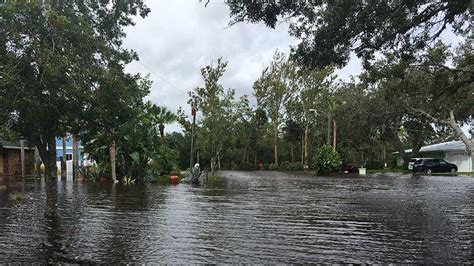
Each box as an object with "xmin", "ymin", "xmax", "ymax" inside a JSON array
[
  {"xmin": 122, "ymin": 176, "xmax": 136, "ymax": 185},
  {"xmin": 253, "ymin": 51, "xmax": 295, "ymax": 165},
  {"xmin": 190, "ymin": 166, "xmax": 202, "ymax": 183},
  {"xmin": 9, "ymin": 192, "xmax": 24, "ymax": 204},
  {"xmin": 77, "ymin": 164, "xmax": 108, "ymax": 182},
  {"xmin": 289, "ymin": 162, "xmax": 304, "ymax": 171},
  {"xmin": 238, "ymin": 161, "xmax": 254, "ymax": 171},
  {"xmin": 280, "ymin": 161, "xmax": 291, "ymax": 170},
  {"xmin": 268, "ymin": 163, "xmax": 279, "ymax": 170},
  {"xmin": 226, "ymin": 1, "xmax": 470, "ymax": 68},
  {"xmin": 0, "ymin": 0, "xmax": 150, "ymax": 178},
  {"xmin": 313, "ymin": 145, "xmax": 342, "ymax": 175}
]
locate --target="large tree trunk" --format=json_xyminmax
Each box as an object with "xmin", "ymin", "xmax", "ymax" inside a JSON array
[
  {"xmin": 110, "ymin": 141, "xmax": 116, "ymax": 182},
  {"xmin": 447, "ymin": 110, "xmax": 474, "ymax": 172},
  {"xmin": 37, "ymin": 136, "xmax": 57, "ymax": 179}
]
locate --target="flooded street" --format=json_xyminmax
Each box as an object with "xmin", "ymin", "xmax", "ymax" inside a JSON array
[{"xmin": 0, "ymin": 171, "xmax": 472, "ymax": 263}]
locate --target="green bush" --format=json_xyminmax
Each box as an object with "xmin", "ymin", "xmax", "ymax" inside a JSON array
[
  {"xmin": 313, "ymin": 145, "xmax": 342, "ymax": 175},
  {"xmin": 238, "ymin": 161, "xmax": 253, "ymax": 170},
  {"xmin": 231, "ymin": 162, "xmax": 239, "ymax": 170},
  {"xmin": 78, "ymin": 163, "xmax": 108, "ymax": 182},
  {"xmin": 268, "ymin": 163, "xmax": 279, "ymax": 170},
  {"xmin": 280, "ymin": 161, "xmax": 290, "ymax": 170},
  {"xmin": 289, "ymin": 162, "xmax": 304, "ymax": 171}
]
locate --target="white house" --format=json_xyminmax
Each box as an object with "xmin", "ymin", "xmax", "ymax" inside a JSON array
[{"xmin": 403, "ymin": 141, "xmax": 473, "ymax": 172}]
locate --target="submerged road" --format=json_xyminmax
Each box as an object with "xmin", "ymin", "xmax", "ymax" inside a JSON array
[{"xmin": 0, "ymin": 171, "xmax": 472, "ymax": 263}]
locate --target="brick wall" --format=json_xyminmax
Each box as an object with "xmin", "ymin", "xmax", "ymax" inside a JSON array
[{"xmin": 0, "ymin": 149, "xmax": 35, "ymax": 176}]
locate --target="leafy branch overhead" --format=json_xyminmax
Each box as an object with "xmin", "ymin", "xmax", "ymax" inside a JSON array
[{"xmin": 226, "ymin": 0, "xmax": 470, "ymax": 68}]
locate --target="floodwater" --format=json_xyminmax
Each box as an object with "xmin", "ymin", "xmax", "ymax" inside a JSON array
[{"xmin": 0, "ymin": 171, "xmax": 472, "ymax": 263}]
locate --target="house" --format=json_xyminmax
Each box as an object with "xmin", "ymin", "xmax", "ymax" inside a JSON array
[
  {"xmin": 55, "ymin": 137, "xmax": 92, "ymax": 172},
  {"xmin": 0, "ymin": 138, "xmax": 35, "ymax": 177},
  {"xmin": 400, "ymin": 140, "xmax": 473, "ymax": 172}
]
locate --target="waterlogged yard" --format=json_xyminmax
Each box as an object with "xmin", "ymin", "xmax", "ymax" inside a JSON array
[{"xmin": 0, "ymin": 171, "xmax": 472, "ymax": 263}]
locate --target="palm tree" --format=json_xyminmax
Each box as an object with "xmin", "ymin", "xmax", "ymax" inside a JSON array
[{"xmin": 147, "ymin": 103, "xmax": 175, "ymax": 138}]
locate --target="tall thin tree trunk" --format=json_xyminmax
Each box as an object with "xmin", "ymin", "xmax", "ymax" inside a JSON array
[
  {"xmin": 304, "ymin": 123, "xmax": 309, "ymax": 167},
  {"xmin": 332, "ymin": 119, "xmax": 337, "ymax": 151},
  {"xmin": 301, "ymin": 135, "xmax": 304, "ymax": 164},
  {"xmin": 62, "ymin": 136, "xmax": 67, "ymax": 179},
  {"xmin": 274, "ymin": 121, "xmax": 278, "ymax": 165},
  {"xmin": 20, "ymin": 140, "xmax": 25, "ymax": 178},
  {"xmin": 72, "ymin": 134, "xmax": 78, "ymax": 180},
  {"xmin": 290, "ymin": 145, "xmax": 294, "ymax": 163},
  {"xmin": 327, "ymin": 113, "xmax": 332, "ymax": 145},
  {"xmin": 110, "ymin": 141, "xmax": 116, "ymax": 182}
]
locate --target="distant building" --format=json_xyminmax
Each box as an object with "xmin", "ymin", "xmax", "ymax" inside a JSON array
[
  {"xmin": 55, "ymin": 137, "xmax": 92, "ymax": 172},
  {"xmin": 401, "ymin": 141, "xmax": 473, "ymax": 172},
  {"xmin": 0, "ymin": 138, "xmax": 35, "ymax": 177}
]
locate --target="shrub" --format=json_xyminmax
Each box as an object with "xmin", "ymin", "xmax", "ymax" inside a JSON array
[
  {"xmin": 268, "ymin": 163, "xmax": 279, "ymax": 170},
  {"xmin": 289, "ymin": 162, "xmax": 304, "ymax": 171},
  {"xmin": 231, "ymin": 162, "xmax": 239, "ymax": 170},
  {"xmin": 77, "ymin": 163, "xmax": 108, "ymax": 182},
  {"xmin": 280, "ymin": 161, "xmax": 291, "ymax": 170},
  {"xmin": 313, "ymin": 145, "xmax": 342, "ymax": 175},
  {"xmin": 238, "ymin": 161, "xmax": 253, "ymax": 170}
]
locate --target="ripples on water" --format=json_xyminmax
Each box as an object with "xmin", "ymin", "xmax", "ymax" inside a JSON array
[{"xmin": 0, "ymin": 171, "xmax": 472, "ymax": 263}]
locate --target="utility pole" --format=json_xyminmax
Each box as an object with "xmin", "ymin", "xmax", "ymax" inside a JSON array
[{"xmin": 190, "ymin": 97, "xmax": 197, "ymax": 169}]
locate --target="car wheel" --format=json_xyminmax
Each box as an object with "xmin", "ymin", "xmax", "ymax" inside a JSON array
[
  {"xmin": 426, "ymin": 169, "xmax": 432, "ymax": 175},
  {"xmin": 451, "ymin": 168, "xmax": 457, "ymax": 173}
]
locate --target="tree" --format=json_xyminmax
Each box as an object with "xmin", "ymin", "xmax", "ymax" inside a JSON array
[
  {"xmin": 253, "ymin": 51, "xmax": 294, "ymax": 166},
  {"xmin": 184, "ymin": 58, "xmax": 241, "ymax": 173},
  {"xmin": 364, "ymin": 42, "xmax": 473, "ymax": 159},
  {"xmin": 0, "ymin": 0, "xmax": 150, "ymax": 178},
  {"xmin": 226, "ymin": 0, "xmax": 470, "ymax": 68}
]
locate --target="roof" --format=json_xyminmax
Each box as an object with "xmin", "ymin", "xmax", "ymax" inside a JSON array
[
  {"xmin": 0, "ymin": 138, "xmax": 32, "ymax": 150},
  {"xmin": 419, "ymin": 141, "xmax": 468, "ymax": 152},
  {"xmin": 393, "ymin": 140, "xmax": 470, "ymax": 154}
]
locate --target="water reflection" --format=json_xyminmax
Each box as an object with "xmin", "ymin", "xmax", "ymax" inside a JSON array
[{"xmin": 0, "ymin": 171, "xmax": 472, "ymax": 263}]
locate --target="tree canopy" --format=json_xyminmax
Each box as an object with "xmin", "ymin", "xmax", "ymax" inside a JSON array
[{"xmin": 226, "ymin": 0, "xmax": 471, "ymax": 68}]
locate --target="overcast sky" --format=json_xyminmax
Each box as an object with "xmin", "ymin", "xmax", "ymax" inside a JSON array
[
  {"xmin": 123, "ymin": 0, "xmax": 467, "ymax": 134},
  {"xmin": 123, "ymin": 0, "xmax": 362, "ymax": 132}
]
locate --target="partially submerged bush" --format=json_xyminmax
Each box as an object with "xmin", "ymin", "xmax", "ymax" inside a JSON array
[
  {"xmin": 238, "ymin": 161, "xmax": 253, "ymax": 170},
  {"xmin": 9, "ymin": 191, "xmax": 24, "ymax": 204},
  {"xmin": 280, "ymin": 161, "xmax": 290, "ymax": 170},
  {"xmin": 78, "ymin": 163, "xmax": 108, "ymax": 182},
  {"xmin": 268, "ymin": 163, "xmax": 279, "ymax": 170},
  {"xmin": 313, "ymin": 145, "xmax": 342, "ymax": 175},
  {"xmin": 289, "ymin": 162, "xmax": 304, "ymax": 171}
]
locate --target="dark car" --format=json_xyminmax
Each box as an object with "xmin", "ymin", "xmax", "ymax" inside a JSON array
[
  {"xmin": 341, "ymin": 164, "xmax": 358, "ymax": 173},
  {"xmin": 412, "ymin": 158, "xmax": 458, "ymax": 174}
]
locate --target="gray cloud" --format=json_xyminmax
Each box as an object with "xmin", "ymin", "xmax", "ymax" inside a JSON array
[{"xmin": 121, "ymin": 1, "xmax": 372, "ymax": 133}]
